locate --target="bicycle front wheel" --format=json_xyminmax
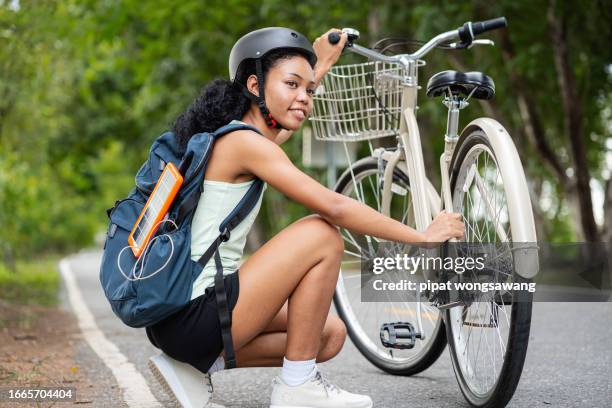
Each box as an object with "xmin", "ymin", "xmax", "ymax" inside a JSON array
[
  {"xmin": 445, "ymin": 128, "xmax": 534, "ymax": 407},
  {"xmin": 333, "ymin": 156, "xmax": 447, "ymax": 376}
]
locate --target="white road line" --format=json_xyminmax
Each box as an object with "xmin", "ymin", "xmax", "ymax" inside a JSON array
[{"xmin": 59, "ymin": 258, "xmax": 162, "ymax": 408}]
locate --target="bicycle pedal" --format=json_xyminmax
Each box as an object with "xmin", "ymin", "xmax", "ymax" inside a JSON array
[{"xmin": 380, "ymin": 322, "xmax": 422, "ymax": 349}]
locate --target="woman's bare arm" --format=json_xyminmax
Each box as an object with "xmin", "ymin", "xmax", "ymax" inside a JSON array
[{"xmin": 236, "ymin": 131, "xmax": 463, "ymax": 244}]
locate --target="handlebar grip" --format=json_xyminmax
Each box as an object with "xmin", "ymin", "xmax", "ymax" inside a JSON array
[
  {"xmin": 458, "ymin": 17, "xmax": 507, "ymax": 43},
  {"xmin": 328, "ymin": 31, "xmax": 341, "ymax": 45},
  {"xmin": 472, "ymin": 17, "xmax": 507, "ymax": 35}
]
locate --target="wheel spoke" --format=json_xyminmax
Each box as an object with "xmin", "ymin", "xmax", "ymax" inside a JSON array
[
  {"xmin": 448, "ymin": 141, "xmax": 532, "ymax": 399},
  {"xmin": 333, "ymin": 161, "xmax": 444, "ymax": 371}
]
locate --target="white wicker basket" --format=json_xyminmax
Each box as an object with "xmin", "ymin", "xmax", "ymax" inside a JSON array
[{"xmin": 309, "ymin": 61, "xmax": 404, "ymax": 142}]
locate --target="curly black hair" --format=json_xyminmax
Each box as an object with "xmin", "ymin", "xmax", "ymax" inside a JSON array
[{"xmin": 172, "ymin": 48, "xmax": 316, "ymax": 151}]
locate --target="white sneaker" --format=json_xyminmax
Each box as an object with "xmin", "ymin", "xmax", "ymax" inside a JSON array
[
  {"xmin": 148, "ymin": 353, "xmax": 225, "ymax": 408},
  {"xmin": 270, "ymin": 371, "xmax": 373, "ymax": 408}
]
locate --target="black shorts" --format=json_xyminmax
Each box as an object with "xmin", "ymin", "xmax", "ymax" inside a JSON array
[{"xmin": 145, "ymin": 271, "xmax": 240, "ymax": 374}]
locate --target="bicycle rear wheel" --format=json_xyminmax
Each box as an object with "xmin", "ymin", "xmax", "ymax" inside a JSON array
[
  {"xmin": 445, "ymin": 129, "xmax": 534, "ymax": 407},
  {"xmin": 333, "ymin": 156, "xmax": 447, "ymax": 375}
]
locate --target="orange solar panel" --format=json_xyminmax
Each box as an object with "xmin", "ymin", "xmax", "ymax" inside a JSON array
[{"xmin": 128, "ymin": 163, "xmax": 183, "ymax": 258}]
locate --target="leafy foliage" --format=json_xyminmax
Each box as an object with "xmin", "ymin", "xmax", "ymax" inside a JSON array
[{"xmin": 0, "ymin": 0, "xmax": 609, "ymax": 265}]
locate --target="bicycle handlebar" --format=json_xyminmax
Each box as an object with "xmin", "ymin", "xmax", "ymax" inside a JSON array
[
  {"xmin": 458, "ymin": 17, "xmax": 507, "ymax": 43},
  {"xmin": 327, "ymin": 17, "xmax": 508, "ymax": 63},
  {"xmin": 328, "ymin": 31, "xmax": 341, "ymax": 45}
]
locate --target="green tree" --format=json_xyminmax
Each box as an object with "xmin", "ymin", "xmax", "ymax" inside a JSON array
[{"xmin": 1, "ymin": 0, "xmax": 610, "ymax": 269}]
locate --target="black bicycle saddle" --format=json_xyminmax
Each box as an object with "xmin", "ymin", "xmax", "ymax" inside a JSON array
[{"xmin": 426, "ymin": 70, "xmax": 495, "ymax": 100}]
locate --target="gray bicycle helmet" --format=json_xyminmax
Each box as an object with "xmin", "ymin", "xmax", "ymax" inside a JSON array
[{"xmin": 228, "ymin": 27, "xmax": 317, "ymax": 129}]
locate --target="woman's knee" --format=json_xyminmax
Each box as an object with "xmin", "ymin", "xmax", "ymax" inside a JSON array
[{"xmin": 297, "ymin": 215, "xmax": 344, "ymax": 256}]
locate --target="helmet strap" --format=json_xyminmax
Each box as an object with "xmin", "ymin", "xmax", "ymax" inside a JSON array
[
  {"xmin": 238, "ymin": 60, "xmax": 286, "ymax": 130},
  {"xmin": 254, "ymin": 59, "xmax": 283, "ymax": 129}
]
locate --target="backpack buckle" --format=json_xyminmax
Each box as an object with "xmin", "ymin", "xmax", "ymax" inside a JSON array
[{"xmin": 220, "ymin": 227, "xmax": 231, "ymax": 242}]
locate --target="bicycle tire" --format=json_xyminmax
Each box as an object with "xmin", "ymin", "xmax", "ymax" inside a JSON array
[
  {"xmin": 444, "ymin": 129, "xmax": 533, "ymax": 407},
  {"xmin": 333, "ymin": 156, "xmax": 447, "ymax": 376}
]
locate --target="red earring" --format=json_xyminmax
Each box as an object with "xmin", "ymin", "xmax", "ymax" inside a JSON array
[{"xmin": 267, "ymin": 113, "xmax": 277, "ymax": 128}]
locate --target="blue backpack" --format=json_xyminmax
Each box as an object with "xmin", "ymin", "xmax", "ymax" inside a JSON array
[{"xmin": 99, "ymin": 122, "xmax": 263, "ymax": 369}]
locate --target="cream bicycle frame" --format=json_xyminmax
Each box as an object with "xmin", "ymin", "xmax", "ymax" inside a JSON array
[
  {"xmin": 347, "ymin": 32, "xmax": 539, "ymax": 281},
  {"xmin": 319, "ymin": 25, "xmax": 539, "ymax": 398}
]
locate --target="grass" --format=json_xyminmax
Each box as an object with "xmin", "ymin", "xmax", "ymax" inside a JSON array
[{"xmin": 0, "ymin": 255, "xmax": 62, "ymax": 307}]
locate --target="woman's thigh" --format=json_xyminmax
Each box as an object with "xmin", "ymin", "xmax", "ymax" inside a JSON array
[{"xmin": 231, "ymin": 215, "xmax": 343, "ymax": 351}]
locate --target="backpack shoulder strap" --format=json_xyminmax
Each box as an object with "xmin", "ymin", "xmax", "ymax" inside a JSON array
[
  {"xmin": 213, "ymin": 122, "xmax": 263, "ymax": 138},
  {"xmin": 218, "ymin": 179, "xmax": 264, "ymax": 235},
  {"xmin": 173, "ymin": 122, "xmax": 262, "ymax": 226},
  {"xmin": 196, "ymin": 179, "xmax": 264, "ymax": 267},
  {"xmin": 198, "ymin": 178, "xmax": 265, "ymax": 371},
  {"xmin": 195, "ymin": 122, "xmax": 265, "ymax": 265},
  {"xmin": 200, "ymin": 122, "xmax": 265, "ymax": 370}
]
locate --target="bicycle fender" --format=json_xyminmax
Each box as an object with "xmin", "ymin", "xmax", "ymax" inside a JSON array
[{"xmin": 460, "ymin": 117, "xmax": 539, "ymax": 279}]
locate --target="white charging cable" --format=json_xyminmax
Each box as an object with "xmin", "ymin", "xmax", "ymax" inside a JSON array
[{"xmin": 117, "ymin": 219, "xmax": 178, "ymax": 282}]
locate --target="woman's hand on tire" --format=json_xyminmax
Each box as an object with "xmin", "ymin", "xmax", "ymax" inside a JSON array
[{"xmin": 421, "ymin": 211, "xmax": 465, "ymax": 248}]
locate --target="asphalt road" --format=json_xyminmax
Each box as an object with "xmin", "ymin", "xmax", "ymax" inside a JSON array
[{"xmin": 59, "ymin": 250, "xmax": 612, "ymax": 407}]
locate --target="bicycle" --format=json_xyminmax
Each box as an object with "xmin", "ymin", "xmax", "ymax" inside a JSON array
[{"xmin": 310, "ymin": 18, "xmax": 539, "ymax": 408}]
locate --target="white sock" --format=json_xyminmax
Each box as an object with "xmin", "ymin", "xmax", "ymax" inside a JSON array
[
  {"xmin": 281, "ymin": 357, "xmax": 317, "ymax": 386},
  {"xmin": 207, "ymin": 355, "xmax": 225, "ymax": 375}
]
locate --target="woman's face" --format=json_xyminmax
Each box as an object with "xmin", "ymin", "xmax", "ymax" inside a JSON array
[{"xmin": 251, "ymin": 56, "xmax": 316, "ymax": 131}]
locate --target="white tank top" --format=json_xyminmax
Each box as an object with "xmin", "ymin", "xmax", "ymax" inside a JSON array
[{"xmin": 190, "ymin": 122, "xmax": 265, "ymax": 300}]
